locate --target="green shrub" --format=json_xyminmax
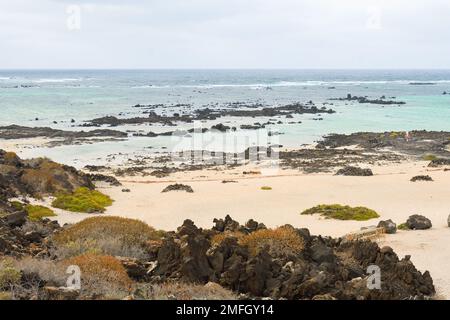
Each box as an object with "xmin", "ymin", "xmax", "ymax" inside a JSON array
[
  {"xmin": 10, "ymin": 201, "xmax": 25, "ymax": 211},
  {"xmin": 210, "ymin": 231, "xmax": 245, "ymax": 246},
  {"xmin": 260, "ymin": 186, "xmax": 272, "ymax": 190},
  {"xmin": 143, "ymin": 282, "xmax": 238, "ymax": 300},
  {"xmin": 25, "ymin": 204, "xmax": 56, "ymax": 221},
  {"xmin": 301, "ymin": 204, "xmax": 379, "ymax": 221},
  {"xmin": 51, "ymin": 187, "xmax": 113, "ymax": 213}
]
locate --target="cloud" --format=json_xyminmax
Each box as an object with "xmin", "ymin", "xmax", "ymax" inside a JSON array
[{"xmin": 1, "ymin": 0, "xmax": 449, "ymax": 68}]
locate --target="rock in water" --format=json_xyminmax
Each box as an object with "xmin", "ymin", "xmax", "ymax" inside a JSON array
[
  {"xmin": 406, "ymin": 215, "xmax": 432, "ymax": 230},
  {"xmin": 377, "ymin": 219, "xmax": 397, "ymax": 234}
]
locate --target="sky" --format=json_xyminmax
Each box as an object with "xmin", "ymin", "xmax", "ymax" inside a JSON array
[{"xmin": 1, "ymin": 0, "xmax": 450, "ymax": 69}]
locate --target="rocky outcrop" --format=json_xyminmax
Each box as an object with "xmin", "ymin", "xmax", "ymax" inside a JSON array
[
  {"xmin": 145, "ymin": 216, "xmax": 435, "ymax": 300},
  {"xmin": 331, "ymin": 94, "xmax": 406, "ymax": 105},
  {"xmin": 406, "ymin": 215, "xmax": 432, "ymax": 230},
  {"xmin": 428, "ymin": 158, "xmax": 450, "ymax": 167},
  {"xmin": 0, "ymin": 149, "xmax": 94, "ymax": 198}
]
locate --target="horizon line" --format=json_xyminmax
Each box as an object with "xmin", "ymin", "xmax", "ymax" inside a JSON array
[{"xmin": 2, "ymin": 67, "xmax": 450, "ymax": 71}]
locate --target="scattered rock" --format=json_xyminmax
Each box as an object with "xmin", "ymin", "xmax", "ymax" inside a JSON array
[
  {"xmin": 211, "ymin": 123, "xmax": 230, "ymax": 132},
  {"xmin": 149, "ymin": 216, "xmax": 435, "ymax": 300},
  {"xmin": 336, "ymin": 166, "xmax": 373, "ymax": 176},
  {"xmin": 406, "ymin": 215, "xmax": 432, "ymax": 230},
  {"xmin": 161, "ymin": 184, "xmax": 194, "ymax": 193},
  {"xmin": 331, "ymin": 94, "xmax": 406, "ymax": 105},
  {"xmin": 377, "ymin": 219, "xmax": 397, "ymax": 234},
  {"xmin": 222, "ymin": 180, "xmax": 238, "ymax": 184},
  {"xmin": 410, "ymin": 175, "xmax": 433, "ymax": 182},
  {"xmin": 86, "ymin": 173, "xmax": 122, "ymax": 186}
]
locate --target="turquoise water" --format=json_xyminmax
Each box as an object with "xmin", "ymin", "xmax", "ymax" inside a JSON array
[{"xmin": 1, "ymin": 70, "xmax": 450, "ymax": 165}]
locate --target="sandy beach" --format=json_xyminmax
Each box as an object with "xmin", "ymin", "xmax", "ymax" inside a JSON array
[{"xmin": 35, "ymin": 159, "xmax": 448, "ymax": 298}]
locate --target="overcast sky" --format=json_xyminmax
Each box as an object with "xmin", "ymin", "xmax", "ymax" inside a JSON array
[{"xmin": 1, "ymin": 0, "xmax": 450, "ymax": 69}]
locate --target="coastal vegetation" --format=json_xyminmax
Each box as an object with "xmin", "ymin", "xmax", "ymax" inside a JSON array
[
  {"xmin": 25, "ymin": 204, "xmax": 56, "ymax": 221},
  {"xmin": 239, "ymin": 226, "xmax": 304, "ymax": 257},
  {"xmin": 301, "ymin": 204, "xmax": 380, "ymax": 221},
  {"xmin": 52, "ymin": 216, "xmax": 164, "ymax": 259},
  {"xmin": 62, "ymin": 254, "xmax": 132, "ymax": 298},
  {"xmin": 51, "ymin": 187, "xmax": 113, "ymax": 213}
]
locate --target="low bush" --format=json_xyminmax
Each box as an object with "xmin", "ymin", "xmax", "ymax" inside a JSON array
[
  {"xmin": 25, "ymin": 204, "xmax": 56, "ymax": 221},
  {"xmin": 0, "ymin": 259, "xmax": 21, "ymax": 290},
  {"xmin": 51, "ymin": 187, "xmax": 113, "ymax": 213},
  {"xmin": 53, "ymin": 216, "xmax": 163, "ymax": 259},
  {"xmin": 14, "ymin": 257, "xmax": 66, "ymax": 287},
  {"xmin": 301, "ymin": 204, "xmax": 379, "ymax": 221},
  {"xmin": 239, "ymin": 226, "xmax": 304, "ymax": 257},
  {"xmin": 260, "ymin": 186, "xmax": 272, "ymax": 190}
]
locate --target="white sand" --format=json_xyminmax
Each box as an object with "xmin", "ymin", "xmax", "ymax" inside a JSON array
[{"xmin": 48, "ymin": 160, "xmax": 450, "ymax": 297}]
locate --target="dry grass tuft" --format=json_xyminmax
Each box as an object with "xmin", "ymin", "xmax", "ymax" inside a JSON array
[
  {"xmin": 210, "ymin": 231, "xmax": 245, "ymax": 246},
  {"xmin": 51, "ymin": 187, "xmax": 113, "ymax": 213},
  {"xmin": 239, "ymin": 226, "xmax": 304, "ymax": 257},
  {"xmin": 142, "ymin": 282, "xmax": 238, "ymax": 300}
]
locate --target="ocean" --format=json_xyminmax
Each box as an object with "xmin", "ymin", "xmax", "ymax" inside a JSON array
[{"xmin": 1, "ymin": 69, "xmax": 450, "ymax": 166}]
